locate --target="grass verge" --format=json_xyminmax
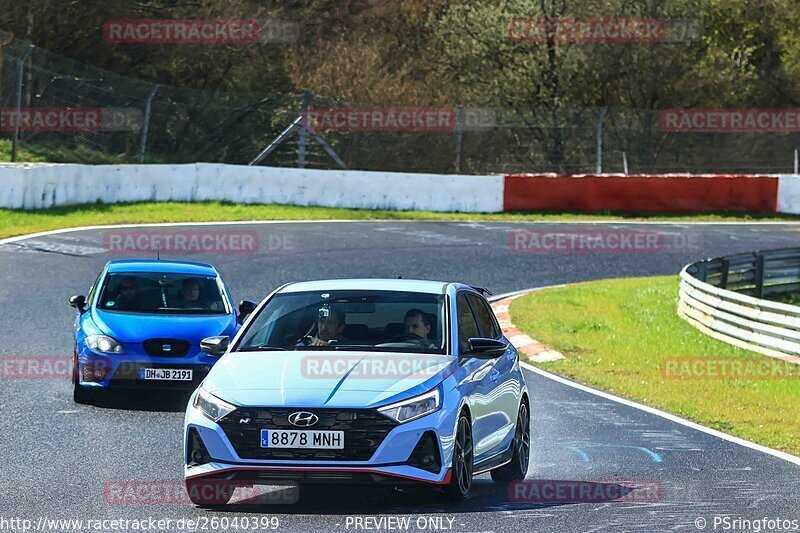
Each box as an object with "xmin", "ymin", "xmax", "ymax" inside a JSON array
[
  {"xmin": 1, "ymin": 201, "xmax": 800, "ymax": 241},
  {"xmin": 510, "ymin": 276, "xmax": 800, "ymax": 456}
]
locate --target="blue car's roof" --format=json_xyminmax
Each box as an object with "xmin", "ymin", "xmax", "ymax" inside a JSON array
[
  {"xmin": 105, "ymin": 259, "xmax": 218, "ymax": 276},
  {"xmin": 280, "ymin": 279, "xmax": 449, "ymax": 294}
]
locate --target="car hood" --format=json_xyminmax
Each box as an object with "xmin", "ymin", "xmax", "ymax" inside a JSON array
[
  {"xmin": 91, "ymin": 308, "xmax": 236, "ymax": 343},
  {"xmin": 202, "ymin": 350, "xmax": 456, "ymax": 408}
]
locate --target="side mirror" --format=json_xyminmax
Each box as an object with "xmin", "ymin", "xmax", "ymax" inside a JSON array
[
  {"xmin": 69, "ymin": 295, "xmax": 87, "ymax": 313},
  {"xmin": 237, "ymin": 300, "xmax": 257, "ymax": 323},
  {"xmin": 465, "ymin": 338, "xmax": 508, "ymax": 359},
  {"xmin": 200, "ymin": 336, "xmax": 230, "ymax": 357}
]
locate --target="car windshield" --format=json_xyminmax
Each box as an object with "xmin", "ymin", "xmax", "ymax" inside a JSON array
[
  {"xmin": 98, "ymin": 272, "xmax": 228, "ymax": 315},
  {"xmin": 236, "ymin": 290, "xmax": 446, "ymax": 353}
]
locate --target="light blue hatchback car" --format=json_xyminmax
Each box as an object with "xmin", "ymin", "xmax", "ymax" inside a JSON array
[{"xmin": 183, "ymin": 279, "xmax": 530, "ymax": 504}]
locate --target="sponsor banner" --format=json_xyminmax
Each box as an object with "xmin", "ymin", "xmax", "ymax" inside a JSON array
[
  {"xmin": 661, "ymin": 109, "xmax": 800, "ymax": 132},
  {"xmin": 103, "ymin": 19, "xmax": 298, "ymax": 44},
  {"xmin": 0, "ymin": 108, "xmax": 142, "ymax": 132},
  {"xmin": 660, "ymin": 357, "xmax": 800, "ymax": 380}
]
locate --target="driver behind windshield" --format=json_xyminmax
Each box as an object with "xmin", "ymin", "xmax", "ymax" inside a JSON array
[
  {"xmin": 306, "ymin": 307, "xmax": 349, "ymax": 346},
  {"xmin": 403, "ymin": 308, "xmax": 437, "ymax": 348}
]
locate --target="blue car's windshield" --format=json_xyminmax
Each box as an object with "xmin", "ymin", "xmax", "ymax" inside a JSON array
[
  {"xmin": 236, "ymin": 290, "xmax": 446, "ymax": 353},
  {"xmin": 98, "ymin": 272, "xmax": 228, "ymax": 315}
]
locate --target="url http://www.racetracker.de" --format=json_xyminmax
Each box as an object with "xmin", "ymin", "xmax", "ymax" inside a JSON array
[{"xmin": 0, "ymin": 515, "xmax": 281, "ymax": 532}]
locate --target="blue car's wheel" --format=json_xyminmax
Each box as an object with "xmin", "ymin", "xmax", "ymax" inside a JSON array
[
  {"xmin": 491, "ymin": 402, "xmax": 530, "ymax": 482},
  {"xmin": 445, "ymin": 413, "xmax": 473, "ymax": 501}
]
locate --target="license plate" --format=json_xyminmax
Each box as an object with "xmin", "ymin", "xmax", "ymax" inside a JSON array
[
  {"xmin": 260, "ymin": 429, "xmax": 345, "ymax": 449},
  {"xmin": 139, "ymin": 368, "xmax": 193, "ymax": 381}
]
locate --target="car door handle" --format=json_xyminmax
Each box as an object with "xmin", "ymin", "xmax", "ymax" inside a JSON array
[{"xmin": 490, "ymin": 369, "xmax": 500, "ymax": 381}]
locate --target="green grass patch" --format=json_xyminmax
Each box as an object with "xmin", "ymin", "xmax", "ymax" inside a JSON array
[
  {"xmin": 510, "ymin": 276, "xmax": 800, "ymax": 456},
  {"xmin": 1, "ymin": 201, "xmax": 800, "ymax": 241}
]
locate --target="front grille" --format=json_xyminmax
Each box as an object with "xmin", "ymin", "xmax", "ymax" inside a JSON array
[
  {"xmin": 218, "ymin": 408, "xmax": 399, "ymax": 461},
  {"xmin": 143, "ymin": 338, "xmax": 191, "ymax": 357}
]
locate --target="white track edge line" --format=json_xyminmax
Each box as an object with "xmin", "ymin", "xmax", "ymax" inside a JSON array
[{"xmin": 490, "ymin": 289, "xmax": 800, "ymax": 467}]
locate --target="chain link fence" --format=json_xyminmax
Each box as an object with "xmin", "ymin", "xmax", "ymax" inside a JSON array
[{"xmin": 2, "ymin": 37, "xmax": 800, "ymax": 174}]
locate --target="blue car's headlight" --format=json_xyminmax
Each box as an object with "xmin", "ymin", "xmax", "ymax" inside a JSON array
[
  {"xmin": 86, "ymin": 335, "xmax": 124, "ymax": 354},
  {"xmin": 194, "ymin": 387, "xmax": 237, "ymax": 422},
  {"xmin": 378, "ymin": 388, "xmax": 440, "ymax": 424}
]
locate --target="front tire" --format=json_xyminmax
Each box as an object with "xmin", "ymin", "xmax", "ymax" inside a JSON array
[
  {"xmin": 491, "ymin": 401, "xmax": 530, "ymax": 482},
  {"xmin": 445, "ymin": 412, "xmax": 473, "ymax": 502}
]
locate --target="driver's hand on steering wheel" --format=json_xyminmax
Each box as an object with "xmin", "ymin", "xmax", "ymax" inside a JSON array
[{"xmin": 306, "ymin": 335, "xmax": 330, "ymax": 346}]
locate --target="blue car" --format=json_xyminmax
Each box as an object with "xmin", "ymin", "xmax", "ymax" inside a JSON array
[
  {"xmin": 69, "ymin": 260, "xmax": 255, "ymax": 404},
  {"xmin": 183, "ymin": 279, "xmax": 530, "ymax": 504}
]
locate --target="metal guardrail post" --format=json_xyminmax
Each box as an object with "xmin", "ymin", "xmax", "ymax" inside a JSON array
[
  {"xmin": 754, "ymin": 254, "xmax": 765, "ymax": 298},
  {"xmin": 720, "ymin": 258, "xmax": 729, "ymax": 289},
  {"xmin": 11, "ymin": 44, "xmax": 35, "ymax": 163}
]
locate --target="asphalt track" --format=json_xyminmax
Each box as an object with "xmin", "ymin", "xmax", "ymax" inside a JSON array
[{"xmin": 1, "ymin": 220, "xmax": 799, "ymax": 533}]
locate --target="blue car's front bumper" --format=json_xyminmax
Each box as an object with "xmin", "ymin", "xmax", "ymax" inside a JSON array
[
  {"xmin": 183, "ymin": 390, "xmax": 461, "ymax": 486},
  {"xmin": 75, "ymin": 343, "xmax": 220, "ymax": 391}
]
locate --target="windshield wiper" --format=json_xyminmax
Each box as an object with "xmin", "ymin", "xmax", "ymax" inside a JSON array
[{"xmin": 236, "ymin": 344, "xmax": 290, "ymax": 352}]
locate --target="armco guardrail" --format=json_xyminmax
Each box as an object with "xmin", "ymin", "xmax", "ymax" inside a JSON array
[{"xmin": 678, "ymin": 248, "xmax": 800, "ymax": 361}]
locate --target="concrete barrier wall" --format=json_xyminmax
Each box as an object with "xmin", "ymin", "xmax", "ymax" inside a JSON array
[
  {"xmin": 0, "ymin": 163, "xmax": 505, "ymax": 213},
  {"xmin": 2, "ymin": 163, "xmax": 798, "ymax": 214}
]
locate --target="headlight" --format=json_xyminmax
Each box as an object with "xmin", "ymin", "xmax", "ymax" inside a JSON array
[
  {"xmin": 378, "ymin": 388, "xmax": 440, "ymax": 424},
  {"xmin": 86, "ymin": 335, "xmax": 124, "ymax": 354},
  {"xmin": 193, "ymin": 386, "xmax": 236, "ymax": 422}
]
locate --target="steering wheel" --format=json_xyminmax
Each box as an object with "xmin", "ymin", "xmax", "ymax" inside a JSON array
[{"xmin": 386, "ymin": 332, "xmax": 429, "ymax": 346}]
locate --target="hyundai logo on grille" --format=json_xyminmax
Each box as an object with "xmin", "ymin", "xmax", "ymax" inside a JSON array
[
  {"xmin": 162, "ymin": 344, "xmax": 172, "ymax": 352},
  {"xmin": 288, "ymin": 411, "xmax": 319, "ymax": 427}
]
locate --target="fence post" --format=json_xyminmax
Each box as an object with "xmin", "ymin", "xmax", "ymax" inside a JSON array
[
  {"xmin": 454, "ymin": 106, "xmax": 463, "ymax": 173},
  {"xmin": 139, "ymin": 84, "xmax": 159, "ymax": 163},
  {"xmin": 622, "ymin": 151, "xmax": 628, "ymax": 174},
  {"xmin": 595, "ymin": 106, "xmax": 608, "ymax": 174},
  {"xmin": 297, "ymin": 91, "xmax": 311, "ymax": 168},
  {"xmin": 794, "ymin": 148, "xmax": 798, "ymax": 174},
  {"xmin": 11, "ymin": 44, "xmax": 35, "ymax": 163}
]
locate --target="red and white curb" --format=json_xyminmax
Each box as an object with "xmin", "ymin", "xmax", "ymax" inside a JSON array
[{"xmin": 491, "ymin": 292, "xmax": 565, "ymax": 363}]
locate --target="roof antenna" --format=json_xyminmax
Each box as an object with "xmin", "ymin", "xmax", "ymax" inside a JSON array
[{"xmin": 157, "ymin": 245, "xmax": 160, "ymax": 261}]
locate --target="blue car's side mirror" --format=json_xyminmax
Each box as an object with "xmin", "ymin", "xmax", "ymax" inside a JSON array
[
  {"xmin": 237, "ymin": 300, "xmax": 257, "ymax": 323},
  {"xmin": 69, "ymin": 295, "xmax": 87, "ymax": 313}
]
